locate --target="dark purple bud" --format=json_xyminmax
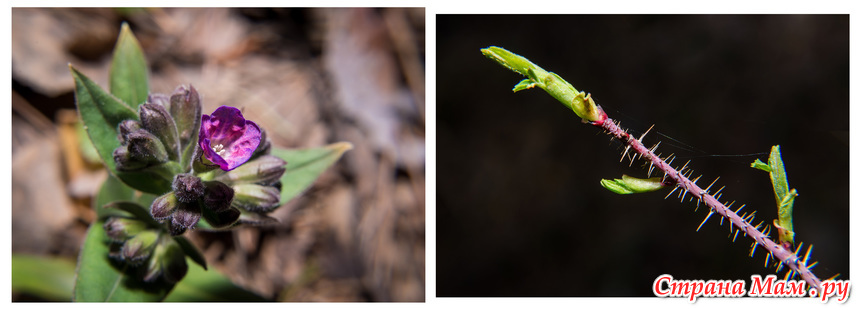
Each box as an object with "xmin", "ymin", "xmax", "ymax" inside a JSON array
[
  {"xmin": 202, "ymin": 206, "xmax": 241, "ymax": 228},
  {"xmin": 117, "ymin": 119, "xmax": 141, "ymax": 145},
  {"xmin": 169, "ymin": 85, "xmax": 202, "ymax": 150},
  {"xmin": 232, "ymin": 184, "xmax": 281, "ymax": 213},
  {"xmin": 203, "ymin": 181, "xmax": 234, "ymax": 212},
  {"xmin": 126, "ymin": 129, "xmax": 169, "ymax": 164},
  {"xmin": 113, "ymin": 146, "xmax": 148, "ymax": 171},
  {"xmin": 120, "ymin": 230, "xmax": 159, "ymax": 265},
  {"xmin": 104, "ymin": 217, "xmax": 147, "ymax": 242},
  {"xmin": 150, "ymin": 192, "xmax": 178, "ymax": 221},
  {"xmin": 172, "ymin": 173, "xmax": 204, "ymax": 203},
  {"xmin": 198, "ymin": 106, "xmax": 262, "ymax": 171},
  {"xmin": 169, "ymin": 202, "xmax": 201, "ymax": 236},
  {"xmin": 214, "ymin": 155, "xmax": 286, "ymax": 185},
  {"xmin": 139, "ymin": 103, "xmax": 180, "ymax": 161}
]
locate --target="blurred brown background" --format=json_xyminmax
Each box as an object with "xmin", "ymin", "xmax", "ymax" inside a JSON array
[{"xmin": 12, "ymin": 7, "xmax": 424, "ymax": 301}]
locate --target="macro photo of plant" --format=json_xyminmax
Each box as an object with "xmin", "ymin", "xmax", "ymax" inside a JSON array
[
  {"xmin": 8, "ymin": 5, "xmax": 854, "ymax": 305},
  {"xmin": 437, "ymin": 14, "xmax": 848, "ymax": 297},
  {"xmin": 12, "ymin": 7, "xmax": 424, "ymax": 302}
]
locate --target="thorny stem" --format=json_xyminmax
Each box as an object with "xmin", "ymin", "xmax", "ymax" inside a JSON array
[{"xmin": 594, "ymin": 116, "xmax": 823, "ymax": 293}]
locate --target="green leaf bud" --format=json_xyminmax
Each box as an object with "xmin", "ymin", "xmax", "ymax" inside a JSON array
[
  {"xmin": 103, "ymin": 217, "xmax": 148, "ymax": 242},
  {"xmin": 481, "ymin": 46, "xmax": 605, "ymax": 123},
  {"xmin": 214, "ymin": 155, "xmax": 286, "ymax": 186},
  {"xmin": 150, "ymin": 192, "xmax": 179, "ymax": 221},
  {"xmin": 120, "ymin": 230, "xmax": 159, "ymax": 265},
  {"xmin": 600, "ymin": 175, "xmax": 665, "ymax": 195},
  {"xmin": 144, "ymin": 238, "xmax": 188, "ymax": 283},
  {"xmin": 751, "ymin": 145, "xmax": 798, "ymax": 247},
  {"xmin": 231, "ymin": 183, "xmax": 281, "ymax": 212},
  {"xmin": 481, "ymin": 46, "xmax": 541, "ymax": 78}
]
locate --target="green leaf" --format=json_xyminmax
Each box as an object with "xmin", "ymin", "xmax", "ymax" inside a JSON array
[
  {"xmin": 481, "ymin": 46, "xmax": 542, "ymax": 78},
  {"xmin": 512, "ymin": 79, "xmax": 538, "ymax": 92},
  {"xmin": 600, "ymin": 174, "xmax": 665, "ymax": 194},
  {"xmin": 164, "ymin": 258, "xmax": 267, "ymax": 301},
  {"xmin": 750, "ymin": 158, "xmax": 771, "ymax": 172},
  {"xmin": 74, "ymin": 220, "xmax": 174, "ymax": 301},
  {"xmin": 71, "ymin": 65, "xmax": 173, "ymax": 195},
  {"xmin": 95, "ymin": 175, "xmax": 137, "ymax": 218},
  {"xmin": 174, "ymin": 237, "xmax": 207, "ymax": 270},
  {"xmin": 71, "ymin": 65, "xmax": 138, "ymax": 129},
  {"xmin": 271, "ymin": 142, "xmax": 353, "ymax": 204},
  {"xmin": 76, "ymin": 120, "xmax": 103, "ymax": 165},
  {"xmin": 110, "ymin": 22, "xmax": 149, "ymax": 109},
  {"xmin": 104, "ymin": 201, "xmax": 161, "ymax": 226},
  {"xmin": 12, "ymin": 254, "xmax": 76, "ymax": 301}
]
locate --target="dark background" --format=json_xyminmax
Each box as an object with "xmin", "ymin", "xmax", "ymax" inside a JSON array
[{"xmin": 437, "ymin": 15, "xmax": 848, "ymax": 296}]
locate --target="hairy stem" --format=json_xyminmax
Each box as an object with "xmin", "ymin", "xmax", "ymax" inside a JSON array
[{"xmin": 595, "ymin": 116, "xmax": 822, "ymax": 292}]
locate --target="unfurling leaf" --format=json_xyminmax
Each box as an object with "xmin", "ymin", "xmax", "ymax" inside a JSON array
[
  {"xmin": 751, "ymin": 145, "xmax": 797, "ymax": 247},
  {"xmin": 481, "ymin": 46, "xmax": 604, "ymax": 122}
]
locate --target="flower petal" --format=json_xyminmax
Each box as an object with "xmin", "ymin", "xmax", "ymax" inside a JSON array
[{"xmin": 198, "ymin": 106, "xmax": 262, "ymax": 171}]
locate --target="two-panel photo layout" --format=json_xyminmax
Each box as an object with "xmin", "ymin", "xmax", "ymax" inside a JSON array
[{"xmin": 10, "ymin": 8, "xmax": 849, "ymax": 303}]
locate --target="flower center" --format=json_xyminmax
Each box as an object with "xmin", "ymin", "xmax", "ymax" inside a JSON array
[{"xmin": 212, "ymin": 143, "xmax": 227, "ymax": 157}]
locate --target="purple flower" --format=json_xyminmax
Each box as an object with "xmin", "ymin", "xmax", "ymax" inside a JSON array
[{"xmin": 199, "ymin": 106, "xmax": 261, "ymax": 171}]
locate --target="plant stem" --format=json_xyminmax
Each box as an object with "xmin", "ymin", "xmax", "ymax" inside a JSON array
[{"xmin": 594, "ymin": 115, "xmax": 822, "ymax": 293}]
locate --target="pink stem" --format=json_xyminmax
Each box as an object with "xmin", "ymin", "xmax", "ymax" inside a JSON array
[{"xmin": 594, "ymin": 115, "xmax": 822, "ymax": 293}]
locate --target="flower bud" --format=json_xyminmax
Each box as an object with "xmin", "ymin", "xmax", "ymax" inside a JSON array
[
  {"xmin": 147, "ymin": 93, "xmax": 171, "ymax": 110},
  {"xmin": 202, "ymin": 206, "xmax": 242, "ymax": 228},
  {"xmin": 113, "ymin": 145, "xmax": 148, "ymax": 171},
  {"xmin": 150, "ymin": 192, "xmax": 178, "ymax": 221},
  {"xmin": 169, "ymin": 201, "xmax": 201, "ymax": 236},
  {"xmin": 120, "ymin": 230, "xmax": 159, "ymax": 265},
  {"xmin": 126, "ymin": 129, "xmax": 169, "ymax": 164},
  {"xmin": 232, "ymin": 184, "xmax": 281, "ymax": 212},
  {"xmin": 214, "ymin": 155, "xmax": 286, "ymax": 186},
  {"xmin": 117, "ymin": 119, "xmax": 141, "ymax": 145},
  {"xmin": 144, "ymin": 238, "xmax": 188, "ymax": 283},
  {"xmin": 104, "ymin": 217, "xmax": 147, "ymax": 242},
  {"xmin": 139, "ymin": 103, "xmax": 180, "ymax": 161},
  {"xmin": 203, "ymin": 181, "xmax": 234, "ymax": 212},
  {"xmin": 169, "ymin": 85, "xmax": 202, "ymax": 149},
  {"xmin": 172, "ymin": 173, "xmax": 204, "ymax": 203},
  {"xmin": 250, "ymin": 126, "xmax": 271, "ymax": 160}
]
